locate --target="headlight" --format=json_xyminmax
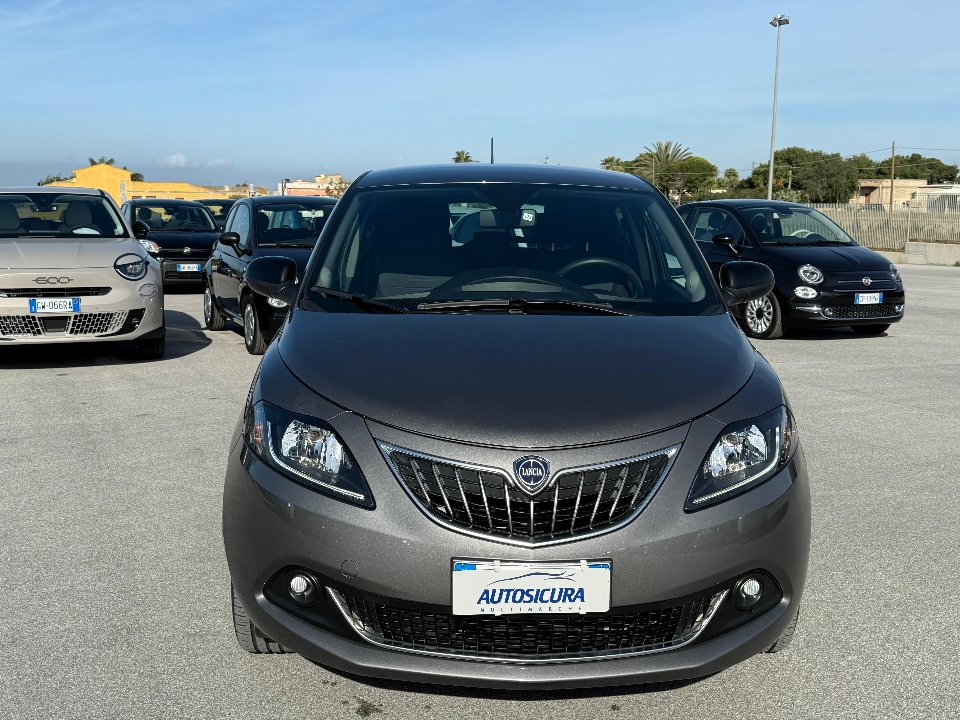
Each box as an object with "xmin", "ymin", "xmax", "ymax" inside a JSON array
[
  {"xmin": 139, "ymin": 239, "xmax": 160, "ymax": 254},
  {"xmin": 797, "ymin": 264, "xmax": 823, "ymax": 285},
  {"xmin": 890, "ymin": 264, "xmax": 901, "ymax": 282},
  {"xmin": 114, "ymin": 253, "xmax": 148, "ymax": 280},
  {"xmin": 267, "ymin": 297, "xmax": 288, "ymax": 308},
  {"xmin": 244, "ymin": 400, "xmax": 374, "ymax": 508},
  {"xmin": 686, "ymin": 406, "xmax": 796, "ymax": 511},
  {"xmin": 794, "ymin": 286, "xmax": 817, "ymax": 299}
]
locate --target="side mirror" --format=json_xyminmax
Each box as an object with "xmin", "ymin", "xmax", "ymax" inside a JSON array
[
  {"xmin": 133, "ymin": 220, "xmax": 150, "ymax": 239},
  {"xmin": 219, "ymin": 231, "xmax": 240, "ymax": 247},
  {"xmin": 246, "ymin": 256, "xmax": 299, "ymax": 305},
  {"xmin": 719, "ymin": 261, "xmax": 775, "ymax": 306},
  {"xmin": 712, "ymin": 234, "xmax": 739, "ymax": 255}
]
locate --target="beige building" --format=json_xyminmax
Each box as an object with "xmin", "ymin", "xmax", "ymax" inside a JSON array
[
  {"xmin": 45, "ymin": 163, "xmax": 237, "ymax": 205},
  {"xmin": 854, "ymin": 178, "xmax": 928, "ymax": 207},
  {"xmin": 276, "ymin": 174, "xmax": 344, "ymax": 197}
]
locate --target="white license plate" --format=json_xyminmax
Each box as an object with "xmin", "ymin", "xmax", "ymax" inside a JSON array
[
  {"xmin": 29, "ymin": 298, "xmax": 80, "ymax": 313},
  {"xmin": 452, "ymin": 560, "xmax": 611, "ymax": 615},
  {"xmin": 855, "ymin": 292, "xmax": 882, "ymax": 305},
  {"xmin": 177, "ymin": 263, "xmax": 202, "ymax": 273}
]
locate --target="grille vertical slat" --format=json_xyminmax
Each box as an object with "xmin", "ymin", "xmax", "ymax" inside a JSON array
[
  {"xmin": 503, "ymin": 477, "xmax": 513, "ymax": 535},
  {"xmin": 452, "ymin": 466, "xmax": 473, "ymax": 525},
  {"xmin": 476, "ymin": 472, "xmax": 494, "ymax": 530},
  {"xmin": 427, "ymin": 461, "xmax": 455, "ymax": 518}
]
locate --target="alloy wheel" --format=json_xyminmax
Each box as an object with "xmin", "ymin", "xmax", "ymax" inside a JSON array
[
  {"xmin": 745, "ymin": 295, "xmax": 774, "ymax": 335},
  {"xmin": 244, "ymin": 303, "xmax": 255, "ymax": 346},
  {"xmin": 203, "ymin": 287, "xmax": 212, "ymax": 324}
]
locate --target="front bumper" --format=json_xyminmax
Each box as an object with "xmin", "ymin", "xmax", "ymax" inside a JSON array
[
  {"xmin": 159, "ymin": 256, "xmax": 208, "ymax": 284},
  {"xmin": 0, "ymin": 265, "xmax": 164, "ymax": 344},
  {"xmin": 782, "ymin": 281, "xmax": 905, "ymax": 326},
  {"xmin": 223, "ymin": 405, "xmax": 811, "ymax": 688}
]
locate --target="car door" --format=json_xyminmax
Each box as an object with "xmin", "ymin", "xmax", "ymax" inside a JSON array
[
  {"xmin": 215, "ymin": 202, "xmax": 251, "ymax": 318},
  {"xmin": 685, "ymin": 206, "xmax": 758, "ymax": 280}
]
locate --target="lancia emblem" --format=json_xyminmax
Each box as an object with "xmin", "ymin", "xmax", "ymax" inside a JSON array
[
  {"xmin": 862, "ymin": 277, "xmax": 872, "ymax": 286},
  {"xmin": 183, "ymin": 247, "xmax": 192, "ymax": 254},
  {"xmin": 513, "ymin": 456, "xmax": 551, "ymax": 496}
]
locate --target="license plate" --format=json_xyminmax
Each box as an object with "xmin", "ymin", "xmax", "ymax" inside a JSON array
[
  {"xmin": 177, "ymin": 263, "xmax": 202, "ymax": 273},
  {"xmin": 29, "ymin": 298, "xmax": 80, "ymax": 313},
  {"xmin": 452, "ymin": 560, "xmax": 611, "ymax": 615},
  {"xmin": 855, "ymin": 292, "xmax": 882, "ymax": 305}
]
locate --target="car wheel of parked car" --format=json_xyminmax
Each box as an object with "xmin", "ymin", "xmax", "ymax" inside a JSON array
[
  {"xmin": 231, "ymin": 584, "xmax": 289, "ymax": 654},
  {"xmin": 741, "ymin": 292, "xmax": 783, "ymax": 340},
  {"xmin": 242, "ymin": 296, "xmax": 267, "ymax": 355},
  {"xmin": 129, "ymin": 327, "xmax": 165, "ymax": 360},
  {"xmin": 203, "ymin": 282, "xmax": 227, "ymax": 331},
  {"xmin": 851, "ymin": 324, "xmax": 890, "ymax": 336},
  {"xmin": 766, "ymin": 607, "xmax": 800, "ymax": 653}
]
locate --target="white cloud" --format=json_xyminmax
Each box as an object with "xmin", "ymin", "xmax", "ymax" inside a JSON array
[
  {"xmin": 205, "ymin": 158, "xmax": 234, "ymax": 169},
  {"xmin": 161, "ymin": 152, "xmax": 190, "ymax": 168}
]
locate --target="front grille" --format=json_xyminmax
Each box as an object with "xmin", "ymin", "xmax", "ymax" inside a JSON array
[
  {"xmin": 330, "ymin": 587, "xmax": 726, "ymax": 661},
  {"xmin": 829, "ymin": 303, "xmax": 901, "ymax": 319},
  {"xmin": 0, "ymin": 315, "xmax": 43, "ymax": 337},
  {"xmin": 835, "ymin": 279, "xmax": 898, "ymax": 292},
  {"xmin": 382, "ymin": 445, "xmax": 677, "ymax": 544},
  {"xmin": 68, "ymin": 312, "xmax": 127, "ymax": 335},
  {"xmin": 0, "ymin": 287, "xmax": 110, "ymax": 298}
]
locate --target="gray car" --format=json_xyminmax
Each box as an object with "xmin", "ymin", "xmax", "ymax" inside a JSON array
[
  {"xmin": 0, "ymin": 186, "xmax": 164, "ymax": 358},
  {"xmin": 222, "ymin": 164, "xmax": 810, "ymax": 689}
]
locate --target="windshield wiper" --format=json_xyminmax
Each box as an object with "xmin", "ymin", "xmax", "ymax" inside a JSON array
[
  {"xmin": 416, "ymin": 298, "xmax": 634, "ymax": 316},
  {"xmin": 260, "ymin": 241, "xmax": 313, "ymax": 248},
  {"xmin": 314, "ymin": 288, "xmax": 408, "ymax": 313}
]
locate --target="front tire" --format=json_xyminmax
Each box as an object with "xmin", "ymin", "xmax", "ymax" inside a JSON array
[
  {"xmin": 129, "ymin": 327, "xmax": 165, "ymax": 360},
  {"xmin": 740, "ymin": 292, "xmax": 784, "ymax": 339},
  {"xmin": 231, "ymin": 584, "xmax": 289, "ymax": 654},
  {"xmin": 851, "ymin": 323, "xmax": 890, "ymax": 336},
  {"xmin": 203, "ymin": 282, "xmax": 227, "ymax": 331},
  {"xmin": 242, "ymin": 295, "xmax": 267, "ymax": 355}
]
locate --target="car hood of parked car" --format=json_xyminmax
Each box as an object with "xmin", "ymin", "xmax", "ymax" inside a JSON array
[
  {"xmin": 278, "ymin": 311, "xmax": 757, "ymax": 448},
  {"xmin": 146, "ymin": 229, "xmax": 220, "ymax": 250},
  {"xmin": 760, "ymin": 243, "xmax": 892, "ymax": 272},
  {"xmin": 0, "ymin": 237, "xmax": 142, "ymax": 269}
]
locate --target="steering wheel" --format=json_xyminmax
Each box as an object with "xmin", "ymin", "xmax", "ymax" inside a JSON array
[
  {"xmin": 789, "ymin": 229, "xmax": 813, "ymax": 238},
  {"xmin": 557, "ymin": 257, "xmax": 644, "ymax": 298},
  {"xmin": 68, "ymin": 225, "xmax": 100, "ymax": 235},
  {"xmin": 426, "ymin": 267, "xmax": 599, "ymax": 301}
]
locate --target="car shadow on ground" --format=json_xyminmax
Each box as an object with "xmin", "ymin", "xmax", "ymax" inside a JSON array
[
  {"xmin": 777, "ymin": 327, "xmax": 890, "ymax": 341},
  {"xmin": 0, "ymin": 308, "xmax": 211, "ymax": 368}
]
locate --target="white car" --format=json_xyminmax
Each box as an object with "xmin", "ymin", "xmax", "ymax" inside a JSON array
[{"xmin": 0, "ymin": 186, "xmax": 165, "ymax": 358}]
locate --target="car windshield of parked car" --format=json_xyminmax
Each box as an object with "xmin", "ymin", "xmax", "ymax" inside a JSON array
[
  {"xmin": 0, "ymin": 193, "xmax": 126, "ymax": 239},
  {"xmin": 201, "ymin": 200, "xmax": 235, "ymax": 221},
  {"xmin": 255, "ymin": 204, "xmax": 330, "ymax": 246},
  {"xmin": 741, "ymin": 206, "xmax": 856, "ymax": 246},
  {"xmin": 308, "ymin": 184, "xmax": 722, "ymax": 315},
  {"xmin": 135, "ymin": 203, "xmax": 216, "ymax": 232}
]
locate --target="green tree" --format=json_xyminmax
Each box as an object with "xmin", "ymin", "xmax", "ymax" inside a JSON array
[
  {"xmin": 324, "ymin": 178, "xmax": 350, "ymax": 198},
  {"xmin": 750, "ymin": 147, "xmax": 861, "ymax": 203},
  {"xmin": 452, "ymin": 150, "xmax": 474, "ymax": 163},
  {"xmin": 88, "ymin": 155, "xmax": 115, "ymax": 166},
  {"xmin": 721, "ymin": 168, "xmax": 740, "ymax": 188},
  {"xmin": 660, "ymin": 156, "xmax": 718, "ymax": 199},
  {"xmin": 130, "ymin": 172, "xmax": 144, "ymax": 182},
  {"xmin": 39, "ymin": 173, "xmax": 70, "ymax": 185},
  {"xmin": 600, "ymin": 156, "xmax": 625, "ymax": 172},
  {"xmin": 873, "ymin": 153, "xmax": 959, "ymax": 184}
]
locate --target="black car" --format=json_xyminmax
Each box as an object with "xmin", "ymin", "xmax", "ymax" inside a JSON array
[
  {"xmin": 203, "ymin": 195, "xmax": 337, "ymax": 353},
  {"xmin": 120, "ymin": 199, "xmax": 220, "ymax": 287},
  {"xmin": 198, "ymin": 198, "xmax": 237, "ymax": 230},
  {"xmin": 678, "ymin": 200, "xmax": 906, "ymax": 339}
]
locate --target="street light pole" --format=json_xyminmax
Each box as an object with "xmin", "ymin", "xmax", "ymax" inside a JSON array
[{"xmin": 766, "ymin": 14, "xmax": 789, "ymax": 201}]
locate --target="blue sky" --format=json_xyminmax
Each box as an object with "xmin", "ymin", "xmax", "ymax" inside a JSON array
[{"xmin": 1, "ymin": 0, "xmax": 959, "ymax": 187}]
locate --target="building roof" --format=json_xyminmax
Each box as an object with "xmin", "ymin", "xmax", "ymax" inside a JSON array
[{"xmin": 353, "ymin": 164, "xmax": 654, "ymax": 191}]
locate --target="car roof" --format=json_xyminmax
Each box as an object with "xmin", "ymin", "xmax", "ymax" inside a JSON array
[
  {"xmin": 352, "ymin": 163, "xmax": 655, "ymax": 191},
  {"xmin": 0, "ymin": 186, "xmax": 107, "ymax": 197},
  {"xmin": 681, "ymin": 198, "xmax": 807, "ymax": 210},
  {"xmin": 127, "ymin": 198, "xmax": 207, "ymax": 206},
  {"xmin": 248, "ymin": 195, "xmax": 338, "ymax": 205},
  {"xmin": 197, "ymin": 198, "xmax": 236, "ymax": 203}
]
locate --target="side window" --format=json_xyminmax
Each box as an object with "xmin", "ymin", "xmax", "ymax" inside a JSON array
[
  {"xmin": 677, "ymin": 207, "xmax": 696, "ymax": 232},
  {"xmin": 690, "ymin": 208, "xmax": 744, "ymax": 245},
  {"xmin": 232, "ymin": 205, "xmax": 251, "ymax": 250}
]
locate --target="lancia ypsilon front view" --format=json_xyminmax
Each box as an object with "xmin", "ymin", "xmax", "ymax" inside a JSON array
[{"xmin": 222, "ymin": 164, "xmax": 811, "ymax": 689}]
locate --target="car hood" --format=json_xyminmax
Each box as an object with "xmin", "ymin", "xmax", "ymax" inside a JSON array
[
  {"xmin": 0, "ymin": 237, "xmax": 141, "ymax": 269},
  {"xmin": 146, "ymin": 230, "xmax": 219, "ymax": 250},
  {"xmin": 278, "ymin": 311, "xmax": 756, "ymax": 448},
  {"xmin": 761, "ymin": 243, "xmax": 891, "ymax": 271}
]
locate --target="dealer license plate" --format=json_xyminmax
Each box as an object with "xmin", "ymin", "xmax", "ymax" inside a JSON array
[
  {"xmin": 177, "ymin": 263, "xmax": 202, "ymax": 273},
  {"xmin": 855, "ymin": 292, "xmax": 883, "ymax": 305},
  {"xmin": 452, "ymin": 560, "xmax": 611, "ymax": 615},
  {"xmin": 29, "ymin": 298, "xmax": 80, "ymax": 313}
]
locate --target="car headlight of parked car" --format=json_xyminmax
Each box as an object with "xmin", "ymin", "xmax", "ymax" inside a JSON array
[
  {"xmin": 114, "ymin": 253, "xmax": 148, "ymax": 281},
  {"xmin": 139, "ymin": 239, "xmax": 160, "ymax": 254},
  {"xmin": 686, "ymin": 406, "xmax": 796, "ymax": 511},
  {"xmin": 890, "ymin": 264, "xmax": 901, "ymax": 282},
  {"xmin": 797, "ymin": 264, "xmax": 823, "ymax": 285},
  {"xmin": 244, "ymin": 400, "xmax": 374, "ymax": 508}
]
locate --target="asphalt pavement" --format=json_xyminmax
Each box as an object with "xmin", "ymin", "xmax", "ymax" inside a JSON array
[{"xmin": 1, "ymin": 266, "xmax": 958, "ymax": 719}]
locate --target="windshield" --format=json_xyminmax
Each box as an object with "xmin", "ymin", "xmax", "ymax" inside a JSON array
[
  {"xmin": 256, "ymin": 204, "xmax": 332, "ymax": 246},
  {"xmin": 200, "ymin": 200, "xmax": 235, "ymax": 221},
  {"xmin": 308, "ymin": 184, "xmax": 722, "ymax": 316},
  {"xmin": 134, "ymin": 203, "xmax": 217, "ymax": 232},
  {"xmin": 0, "ymin": 193, "xmax": 126, "ymax": 238},
  {"xmin": 741, "ymin": 205, "xmax": 857, "ymax": 246}
]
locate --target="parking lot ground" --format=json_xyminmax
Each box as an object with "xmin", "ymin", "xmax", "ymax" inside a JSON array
[{"xmin": 1, "ymin": 266, "xmax": 958, "ymax": 719}]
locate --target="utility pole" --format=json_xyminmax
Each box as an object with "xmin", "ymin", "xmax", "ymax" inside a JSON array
[
  {"xmin": 889, "ymin": 140, "xmax": 896, "ymax": 212},
  {"xmin": 787, "ymin": 168, "xmax": 792, "ymax": 190},
  {"xmin": 490, "ymin": 137, "xmax": 494, "ymax": 164},
  {"xmin": 651, "ymin": 157, "xmax": 656, "ymax": 188},
  {"xmin": 767, "ymin": 14, "xmax": 790, "ymax": 200}
]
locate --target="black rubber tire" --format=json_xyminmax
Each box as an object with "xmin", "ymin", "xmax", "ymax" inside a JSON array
[
  {"xmin": 242, "ymin": 295, "xmax": 267, "ymax": 355},
  {"xmin": 129, "ymin": 327, "xmax": 165, "ymax": 360},
  {"xmin": 851, "ymin": 323, "xmax": 890, "ymax": 335},
  {"xmin": 766, "ymin": 607, "xmax": 799, "ymax": 653},
  {"xmin": 740, "ymin": 292, "xmax": 784, "ymax": 340},
  {"xmin": 231, "ymin": 584, "xmax": 289, "ymax": 654},
  {"xmin": 203, "ymin": 281, "xmax": 227, "ymax": 331}
]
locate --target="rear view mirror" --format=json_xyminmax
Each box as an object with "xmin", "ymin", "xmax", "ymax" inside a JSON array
[
  {"xmin": 718, "ymin": 261, "xmax": 774, "ymax": 306},
  {"xmin": 478, "ymin": 209, "xmax": 537, "ymax": 229},
  {"xmin": 133, "ymin": 220, "xmax": 149, "ymax": 239},
  {"xmin": 246, "ymin": 256, "xmax": 299, "ymax": 305}
]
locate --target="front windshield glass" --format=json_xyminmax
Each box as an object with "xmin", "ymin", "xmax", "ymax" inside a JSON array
[
  {"xmin": 135, "ymin": 203, "xmax": 216, "ymax": 231},
  {"xmin": 308, "ymin": 184, "xmax": 722, "ymax": 316},
  {"xmin": 0, "ymin": 193, "xmax": 126, "ymax": 238},
  {"xmin": 255, "ymin": 203, "xmax": 331, "ymax": 246},
  {"xmin": 741, "ymin": 205, "xmax": 856, "ymax": 246},
  {"xmin": 201, "ymin": 200, "xmax": 235, "ymax": 221}
]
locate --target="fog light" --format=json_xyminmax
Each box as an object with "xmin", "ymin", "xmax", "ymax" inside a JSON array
[
  {"xmin": 794, "ymin": 286, "xmax": 817, "ymax": 299},
  {"xmin": 895, "ymin": 304, "xmax": 903, "ymax": 313},
  {"xmin": 823, "ymin": 307, "xmax": 835, "ymax": 317},
  {"xmin": 734, "ymin": 575, "xmax": 764, "ymax": 610},
  {"xmin": 288, "ymin": 573, "xmax": 319, "ymax": 606}
]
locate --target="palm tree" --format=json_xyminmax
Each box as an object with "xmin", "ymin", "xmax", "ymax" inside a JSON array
[
  {"xmin": 452, "ymin": 150, "xmax": 474, "ymax": 163},
  {"xmin": 88, "ymin": 155, "xmax": 115, "ymax": 166},
  {"xmin": 600, "ymin": 156, "xmax": 624, "ymax": 172},
  {"xmin": 642, "ymin": 141, "xmax": 691, "ymax": 166}
]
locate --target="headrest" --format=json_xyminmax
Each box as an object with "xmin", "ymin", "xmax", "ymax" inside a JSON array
[
  {"xmin": 0, "ymin": 203, "xmax": 20, "ymax": 231},
  {"xmin": 64, "ymin": 201, "xmax": 94, "ymax": 226}
]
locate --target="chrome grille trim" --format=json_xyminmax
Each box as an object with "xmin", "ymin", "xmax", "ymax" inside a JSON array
[
  {"xmin": 0, "ymin": 287, "xmax": 110, "ymax": 298},
  {"xmin": 377, "ymin": 441, "xmax": 680, "ymax": 548}
]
